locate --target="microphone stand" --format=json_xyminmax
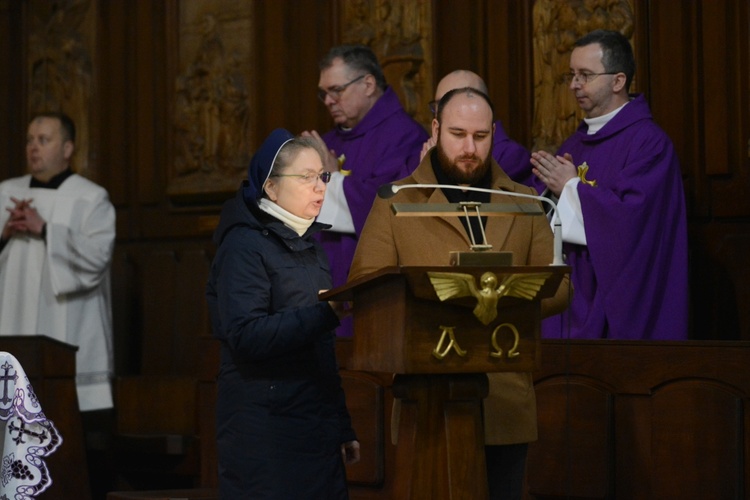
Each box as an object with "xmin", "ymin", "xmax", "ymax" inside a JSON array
[{"xmin": 379, "ymin": 183, "xmax": 565, "ymax": 266}]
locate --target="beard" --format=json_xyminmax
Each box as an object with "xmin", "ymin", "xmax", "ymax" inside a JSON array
[{"xmin": 436, "ymin": 141, "xmax": 492, "ymax": 185}]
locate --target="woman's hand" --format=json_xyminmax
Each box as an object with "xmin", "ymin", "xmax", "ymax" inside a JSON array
[
  {"xmin": 341, "ymin": 440, "xmax": 360, "ymax": 465},
  {"xmin": 320, "ymin": 290, "xmax": 352, "ymax": 321},
  {"xmin": 328, "ymin": 300, "xmax": 352, "ymax": 321}
]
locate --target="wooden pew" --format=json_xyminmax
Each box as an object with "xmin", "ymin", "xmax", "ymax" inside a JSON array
[{"xmin": 527, "ymin": 340, "xmax": 750, "ymax": 499}]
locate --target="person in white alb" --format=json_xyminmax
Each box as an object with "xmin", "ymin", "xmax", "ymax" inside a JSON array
[{"xmin": 0, "ymin": 111, "xmax": 115, "ymax": 413}]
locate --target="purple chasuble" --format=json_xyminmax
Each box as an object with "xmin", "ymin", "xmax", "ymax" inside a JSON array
[
  {"xmin": 492, "ymin": 120, "xmax": 534, "ymax": 188},
  {"xmin": 318, "ymin": 86, "xmax": 428, "ymax": 336},
  {"xmin": 542, "ymin": 94, "xmax": 689, "ymax": 340}
]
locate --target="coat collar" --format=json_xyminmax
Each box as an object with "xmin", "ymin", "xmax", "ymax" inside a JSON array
[
  {"xmin": 403, "ymin": 151, "xmax": 523, "ymax": 251},
  {"xmin": 213, "ymin": 187, "xmax": 329, "ymax": 248}
]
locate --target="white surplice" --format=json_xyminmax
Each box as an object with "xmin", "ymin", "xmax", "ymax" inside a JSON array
[{"xmin": 0, "ymin": 174, "xmax": 115, "ymax": 411}]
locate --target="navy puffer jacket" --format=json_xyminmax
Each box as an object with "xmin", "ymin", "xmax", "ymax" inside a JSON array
[{"xmin": 206, "ymin": 187, "xmax": 355, "ymax": 499}]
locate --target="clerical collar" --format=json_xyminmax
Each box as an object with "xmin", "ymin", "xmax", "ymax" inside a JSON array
[
  {"xmin": 430, "ymin": 148, "xmax": 492, "ymax": 204},
  {"xmin": 30, "ymin": 168, "xmax": 74, "ymax": 189},
  {"xmin": 584, "ymin": 101, "xmax": 628, "ymax": 135}
]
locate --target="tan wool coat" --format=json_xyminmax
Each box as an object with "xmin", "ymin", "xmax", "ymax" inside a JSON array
[{"xmin": 349, "ymin": 153, "xmax": 570, "ymax": 444}]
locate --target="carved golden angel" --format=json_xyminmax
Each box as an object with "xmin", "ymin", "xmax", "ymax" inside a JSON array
[{"xmin": 427, "ymin": 271, "xmax": 552, "ymax": 325}]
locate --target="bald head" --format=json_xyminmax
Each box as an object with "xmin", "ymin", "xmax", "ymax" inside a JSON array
[{"xmin": 435, "ymin": 70, "xmax": 488, "ymax": 101}]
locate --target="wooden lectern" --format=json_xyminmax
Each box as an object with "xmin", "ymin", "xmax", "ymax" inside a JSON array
[
  {"xmin": 0, "ymin": 335, "xmax": 91, "ymax": 499},
  {"xmin": 324, "ymin": 265, "xmax": 567, "ymax": 500}
]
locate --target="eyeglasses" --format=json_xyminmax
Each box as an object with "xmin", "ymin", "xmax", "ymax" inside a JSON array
[
  {"xmin": 271, "ymin": 171, "xmax": 332, "ymax": 184},
  {"xmin": 317, "ymin": 75, "xmax": 366, "ymax": 102},
  {"xmin": 563, "ymin": 72, "xmax": 619, "ymax": 85},
  {"xmin": 428, "ymin": 100, "xmax": 439, "ymax": 115}
]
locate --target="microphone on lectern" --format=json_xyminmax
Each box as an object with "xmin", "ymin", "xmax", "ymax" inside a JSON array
[
  {"xmin": 377, "ymin": 183, "xmax": 400, "ymax": 199},
  {"xmin": 377, "ymin": 182, "xmax": 564, "ymax": 266}
]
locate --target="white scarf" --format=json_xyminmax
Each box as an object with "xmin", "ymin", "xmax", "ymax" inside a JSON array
[{"xmin": 258, "ymin": 198, "xmax": 314, "ymax": 236}]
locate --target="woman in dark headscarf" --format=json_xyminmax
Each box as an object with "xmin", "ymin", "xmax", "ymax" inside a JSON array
[{"xmin": 206, "ymin": 129, "xmax": 360, "ymax": 499}]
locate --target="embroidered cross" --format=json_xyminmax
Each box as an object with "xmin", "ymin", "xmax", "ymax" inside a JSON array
[
  {"xmin": 8, "ymin": 418, "xmax": 48, "ymax": 445},
  {"xmin": 577, "ymin": 162, "xmax": 598, "ymax": 187},
  {"xmin": 0, "ymin": 361, "xmax": 18, "ymax": 405},
  {"xmin": 338, "ymin": 154, "xmax": 351, "ymax": 176}
]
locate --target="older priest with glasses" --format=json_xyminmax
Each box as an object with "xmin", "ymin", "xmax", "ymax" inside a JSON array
[{"xmin": 302, "ymin": 44, "xmax": 428, "ymax": 337}]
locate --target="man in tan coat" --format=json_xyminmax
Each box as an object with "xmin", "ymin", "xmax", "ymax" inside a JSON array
[{"xmin": 349, "ymin": 87, "xmax": 569, "ymax": 499}]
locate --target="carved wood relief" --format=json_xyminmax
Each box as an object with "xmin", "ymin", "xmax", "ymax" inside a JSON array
[
  {"xmin": 339, "ymin": 0, "xmax": 433, "ymax": 129},
  {"xmin": 531, "ymin": 0, "xmax": 634, "ymax": 153},
  {"xmin": 167, "ymin": 0, "xmax": 254, "ymax": 201},
  {"xmin": 27, "ymin": 0, "xmax": 96, "ymax": 180}
]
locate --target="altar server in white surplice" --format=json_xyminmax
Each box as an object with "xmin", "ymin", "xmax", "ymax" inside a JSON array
[{"xmin": 0, "ymin": 112, "xmax": 115, "ymax": 412}]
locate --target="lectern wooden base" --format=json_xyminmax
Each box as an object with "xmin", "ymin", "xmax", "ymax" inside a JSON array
[
  {"xmin": 323, "ymin": 266, "xmax": 568, "ymax": 500},
  {"xmin": 392, "ymin": 374, "xmax": 489, "ymax": 500}
]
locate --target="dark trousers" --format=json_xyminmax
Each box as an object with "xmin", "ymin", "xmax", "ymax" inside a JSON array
[
  {"xmin": 486, "ymin": 443, "xmax": 529, "ymax": 500},
  {"xmin": 82, "ymin": 409, "xmax": 115, "ymax": 499}
]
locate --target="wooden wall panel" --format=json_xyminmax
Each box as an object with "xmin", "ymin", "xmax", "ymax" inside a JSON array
[
  {"xmin": 133, "ymin": 1, "xmax": 165, "ymax": 206},
  {"xmin": 530, "ymin": 379, "xmax": 613, "ymax": 498},
  {"xmin": 196, "ymin": 339, "xmax": 750, "ymax": 498},
  {"xmin": 527, "ymin": 340, "xmax": 750, "ymax": 499},
  {"xmin": 140, "ymin": 250, "xmax": 180, "ymax": 375},
  {"xmin": 691, "ymin": 225, "xmax": 750, "ymax": 340},
  {"xmin": 172, "ymin": 248, "xmax": 213, "ymax": 373},
  {"xmin": 486, "ymin": 1, "xmax": 534, "ymax": 148},
  {"xmin": 432, "ymin": 0, "xmax": 487, "ymax": 85},
  {"xmin": 111, "ymin": 247, "xmax": 140, "ymax": 374},
  {"xmin": 0, "ymin": 1, "xmax": 25, "ymax": 182},
  {"xmin": 112, "ymin": 242, "xmax": 214, "ymax": 377},
  {"xmin": 98, "ymin": 0, "xmax": 133, "ymax": 208},
  {"xmin": 651, "ymin": 382, "xmax": 743, "ymax": 497},
  {"xmin": 26, "ymin": 0, "xmax": 99, "ymax": 181},
  {"xmin": 645, "ymin": 0, "xmax": 700, "ymax": 191},
  {"xmin": 647, "ymin": 0, "xmax": 749, "ymax": 340},
  {"xmin": 256, "ymin": 0, "xmax": 335, "ymax": 138},
  {"xmin": 700, "ymin": 2, "xmax": 730, "ymax": 176},
  {"xmin": 709, "ymin": 0, "xmax": 750, "ymax": 218},
  {"xmin": 166, "ymin": 1, "xmax": 255, "ymax": 202},
  {"xmin": 341, "ymin": 372, "xmax": 385, "ymax": 486}
]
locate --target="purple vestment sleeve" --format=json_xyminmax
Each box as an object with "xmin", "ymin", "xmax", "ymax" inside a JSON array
[
  {"xmin": 322, "ymin": 87, "xmax": 428, "ymax": 235},
  {"xmin": 542, "ymin": 94, "xmax": 689, "ymax": 340},
  {"xmin": 318, "ymin": 87, "xmax": 429, "ymax": 336},
  {"xmin": 492, "ymin": 120, "xmax": 534, "ymax": 188}
]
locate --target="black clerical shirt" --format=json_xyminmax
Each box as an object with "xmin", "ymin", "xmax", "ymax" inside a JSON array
[
  {"xmin": 430, "ymin": 148, "xmax": 492, "ymax": 243},
  {"xmin": 30, "ymin": 167, "xmax": 74, "ymax": 189}
]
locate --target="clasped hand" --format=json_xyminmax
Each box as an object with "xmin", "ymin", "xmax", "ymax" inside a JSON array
[
  {"xmin": 530, "ymin": 151, "xmax": 577, "ymax": 197},
  {"xmin": 300, "ymin": 130, "xmax": 340, "ymax": 173},
  {"xmin": 2, "ymin": 197, "xmax": 45, "ymax": 240},
  {"xmin": 319, "ymin": 290, "xmax": 352, "ymax": 321}
]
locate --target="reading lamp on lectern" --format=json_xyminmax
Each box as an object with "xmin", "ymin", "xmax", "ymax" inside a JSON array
[{"xmin": 377, "ymin": 182, "xmax": 564, "ymax": 266}]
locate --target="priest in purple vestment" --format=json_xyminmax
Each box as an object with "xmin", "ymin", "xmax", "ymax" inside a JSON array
[
  {"xmin": 530, "ymin": 30, "xmax": 689, "ymax": 340},
  {"xmin": 302, "ymin": 45, "xmax": 429, "ymax": 337},
  {"xmin": 421, "ymin": 70, "xmax": 534, "ymax": 187}
]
